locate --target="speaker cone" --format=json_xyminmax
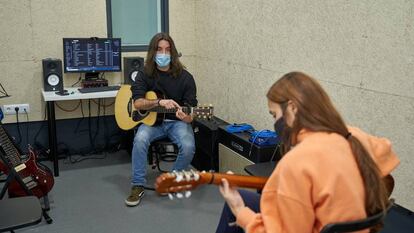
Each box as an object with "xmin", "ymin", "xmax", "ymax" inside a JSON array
[
  {"xmin": 47, "ymin": 74, "xmax": 60, "ymax": 86},
  {"xmin": 130, "ymin": 71, "xmax": 139, "ymax": 82}
]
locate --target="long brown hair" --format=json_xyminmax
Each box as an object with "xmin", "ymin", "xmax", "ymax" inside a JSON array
[
  {"xmin": 267, "ymin": 72, "xmax": 389, "ymax": 231},
  {"xmin": 144, "ymin": 32, "xmax": 185, "ymax": 78}
]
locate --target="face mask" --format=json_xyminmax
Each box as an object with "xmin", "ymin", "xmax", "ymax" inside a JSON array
[
  {"xmin": 155, "ymin": 54, "xmax": 171, "ymax": 68},
  {"xmin": 273, "ymin": 116, "xmax": 286, "ymax": 136}
]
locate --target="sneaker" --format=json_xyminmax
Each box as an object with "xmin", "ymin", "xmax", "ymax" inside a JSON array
[{"xmin": 125, "ymin": 186, "xmax": 145, "ymax": 207}]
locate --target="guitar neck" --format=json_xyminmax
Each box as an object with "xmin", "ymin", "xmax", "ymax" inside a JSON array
[
  {"xmin": 201, "ymin": 173, "xmax": 268, "ymax": 190},
  {"xmin": 149, "ymin": 106, "xmax": 191, "ymax": 114},
  {"xmin": 0, "ymin": 124, "xmax": 22, "ymax": 166},
  {"xmin": 155, "ymin": 171, "xmax": 268, "ymax": 194}
]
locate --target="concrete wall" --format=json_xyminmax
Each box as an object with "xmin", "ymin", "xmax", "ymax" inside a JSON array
[
  {"xmin": 0, "ymin": 0, "xmax": 194, "ymax": 122},
  {"xmin": 193, "ymin": 0, "xmax": 414, "ymax": 209},
  {"xmin": 1, "ymin": 0, "xmax": 413, "ymax": 210}
]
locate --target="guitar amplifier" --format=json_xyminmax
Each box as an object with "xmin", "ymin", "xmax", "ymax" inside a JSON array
[
  {"xmin": 218, "ymin": 125, "xmax": 280, "ymax": 173},
  {"xmin": 192, "ymin": 117, "xmax": 229, "ymax": 171}
]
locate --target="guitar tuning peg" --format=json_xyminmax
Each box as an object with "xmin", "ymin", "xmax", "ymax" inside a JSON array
[
  {"xmin": 175, "ymin": 173, "xmax": 183, "ymax": 182},
  {"xmin": 193, "ymin": 173, "xmax": 200, "ymax": 181},
  {"xmin": 168, "ymin": 193, "xmax": 174, "ymax": 200},
  {"xmin": 185, "ymin": 191, "xmax": 192, "ymax": 198},
  {"xmin": 176, "ymin": 192, "xmax": 184, "ymax": 199},
  {"xmin": 184, "ymin": 171, "xmax": 191, "ymax": 181}
]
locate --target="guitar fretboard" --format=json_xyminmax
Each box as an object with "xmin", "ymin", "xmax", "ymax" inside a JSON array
[
  {"xmin": 0, "ymin": 124, "xmax": 22, "ymax": 167},
  {"xmin": 148, "ymin": 106, "xmax": 191, "ymax": 114}
]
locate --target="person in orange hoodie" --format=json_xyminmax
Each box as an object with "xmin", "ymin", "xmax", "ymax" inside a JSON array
[{"xmin": 216, "ymin": 71, "xmax": 400, "ymax": 233}]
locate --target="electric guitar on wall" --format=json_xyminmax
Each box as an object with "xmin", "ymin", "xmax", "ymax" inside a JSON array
[
  {"xmin": 0, "ymin": 123, "xmax": 54, "ymax": 198},
  {"xmin": 115, "ymin": 85, "xmax": 214, "ymax": 130}
]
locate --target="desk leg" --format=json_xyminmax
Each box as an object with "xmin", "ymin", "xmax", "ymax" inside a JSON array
[{"xmin": 46, "ymin": 101, "xmax": 59, "ymax": 177}]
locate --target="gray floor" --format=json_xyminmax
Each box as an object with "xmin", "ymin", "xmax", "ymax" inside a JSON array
[{"xmin": 2, "ymin": 150, "xmax": 224, "ymax": 233}]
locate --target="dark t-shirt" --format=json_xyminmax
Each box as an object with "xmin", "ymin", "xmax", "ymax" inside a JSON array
[{"xmin": 131, "ymin": 69, "xmax": 198, "ymax": 120}]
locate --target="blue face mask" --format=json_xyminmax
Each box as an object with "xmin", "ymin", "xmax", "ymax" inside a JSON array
[{"xmin": 155, "ymin": 54, "xmax": 171, "ymax": 68}]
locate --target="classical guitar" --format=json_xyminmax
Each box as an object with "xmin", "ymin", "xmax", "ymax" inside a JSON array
[
  {"xmin": 0, "ymin": 124, "xmax": 54, "ymax": 198},
  {"xmin": 155, "ymin": 170, "xmax": 267, "ymax": 196},
  {"xmin": 155, "ymin": 170, "xmax": 395, "ymax": 199},
  {"xmin": 115, "ymin": 85, "xmax": 214, "ymax": 130}
]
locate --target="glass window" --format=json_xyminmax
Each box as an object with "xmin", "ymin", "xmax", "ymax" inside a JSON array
[{"xmin": 106, "ymin": 0, "xmax": 169, "ymax": 52}]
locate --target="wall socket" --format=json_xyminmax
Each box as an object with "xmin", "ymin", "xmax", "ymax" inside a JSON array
[{"xmin": 2, "ymin": 104, "xmax": 30, "ymax": 115}]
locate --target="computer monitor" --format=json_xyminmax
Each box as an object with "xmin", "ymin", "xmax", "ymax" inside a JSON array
[{"xmin": 63, "ymin": 37, "xmax": 122, "ymax": 79}]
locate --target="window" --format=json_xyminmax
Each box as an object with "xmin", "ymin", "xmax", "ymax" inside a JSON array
[{"xmin": 106, "ymin": 0, "xmax": 169, "ymax": 52}]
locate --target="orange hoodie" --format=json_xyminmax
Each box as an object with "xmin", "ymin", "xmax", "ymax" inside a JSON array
[{"xmin": 236, "ymin": 127, "xmax": 400, "ymax": 233}]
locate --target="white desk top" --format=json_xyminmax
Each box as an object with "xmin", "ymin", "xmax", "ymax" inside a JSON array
[{"xmin": 42, "ymin": 87, "xmax": 118, "ymax": 102}]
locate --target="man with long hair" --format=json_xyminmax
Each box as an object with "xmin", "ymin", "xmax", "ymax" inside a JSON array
[
  {"xmin": 125, "ymin": 33, "xmax": 197, "ymax": 206},
  {"xmin": 216, "ymin": 72, "xmax": 399, "ymax": 233}
]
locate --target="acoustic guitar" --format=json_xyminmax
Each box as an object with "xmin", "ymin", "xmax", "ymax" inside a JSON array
[
  {"xmin": 115, "ymin": 85, "xmax": 214, "ymax": 130},
  {"xmin": 0, "ymin": 124, "xmax": 54, "ymax": 198}
]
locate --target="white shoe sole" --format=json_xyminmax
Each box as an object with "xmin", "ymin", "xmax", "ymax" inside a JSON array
[{"xmin": 125, "ymin": 192, "xmax": 144, "ymax": 206}]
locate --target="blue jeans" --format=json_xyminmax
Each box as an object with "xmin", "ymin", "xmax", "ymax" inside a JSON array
[
  {"xmin": 216, "ymin": 190, "xmax": 261, "ymax": 233},
  {"xmin": 131, "ymin": 120, "xmax": 195, "ymax": 186}
]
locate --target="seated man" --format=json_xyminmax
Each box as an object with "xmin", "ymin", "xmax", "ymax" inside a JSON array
[{"xmin": 125, "ymin": 32, "xmax": 197, "ymax": 207}]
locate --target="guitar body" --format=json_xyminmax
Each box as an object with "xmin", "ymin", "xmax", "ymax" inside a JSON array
[
  {"xmin": 115, "ymin": 85, "xmax": 164, "ymax": 130},
  {"xmin": 0, "ymin": 150, "xmax": 54, "ymax": 198},
  {"xmin": 115, "ymin": 85, "xmax": 214, "ymax": 130}
]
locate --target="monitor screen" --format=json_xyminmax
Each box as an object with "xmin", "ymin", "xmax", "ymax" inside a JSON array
[{"xmin": 63, "ymin": 38, "xmax": 122, "ymax": 73}]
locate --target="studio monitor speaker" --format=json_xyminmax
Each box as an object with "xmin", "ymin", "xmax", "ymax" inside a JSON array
[
  {"xmin": 123, "ymin": 57, "xmax": 144, "ymax": 85},
  {"xmin": 42, "ymin": 58, "xmax": 63, "ymax": 92}
]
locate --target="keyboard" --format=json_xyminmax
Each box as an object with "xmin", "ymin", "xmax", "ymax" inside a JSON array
[{"xmin": 78, "ymin": 85, "xmax": 121, "ymax": 93}]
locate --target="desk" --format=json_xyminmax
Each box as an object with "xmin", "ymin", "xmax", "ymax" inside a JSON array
[{"xmin": 42, "ymin": 87, "xmax": 118, "ymax": 176}]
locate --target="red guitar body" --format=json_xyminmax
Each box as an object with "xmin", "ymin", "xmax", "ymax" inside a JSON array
[{"xmin": 0, "ymin": 149, "xmax": 54, "ymax": 198}]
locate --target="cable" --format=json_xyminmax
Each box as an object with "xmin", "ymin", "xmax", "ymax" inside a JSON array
[
  {"xmin": 270, "ymin": 144, "xmax": 281, "ymax": 161},
  {"xmin": 55, "ymin": 100, "xmax": 81, "ymax": 112},
  {"xmin": 14, "ymin": 107, "xmax": 22, "ymax": 145},
  {"xmin": 24, "ymin": 109, "xmax": 29, "ymax": 148},
  {"xmin": 92, "ymin": 99, "xmax": 115, "ymax": 107},
  {"xmin": 71, "ymin": 76, "xmax": 82, "ymax": 87}
]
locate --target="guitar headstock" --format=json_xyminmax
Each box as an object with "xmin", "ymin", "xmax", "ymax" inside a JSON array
[
  {"xmin": 193, "ymin": 104, "xmax": 214, "ymax": 120},
  {"xmin": 155, "ymin": 170, "xmax": 205, "ymax": 198}
]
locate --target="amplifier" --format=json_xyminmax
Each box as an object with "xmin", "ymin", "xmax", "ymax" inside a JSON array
[
  {"xmin": 81, "ymin": 79, "xmax": 108, "ymax": 88},
  {"xmin": 192, "ymin": 117, "xmax": 229, "ymax": 171},
  {"xmin": 219, "ymin": 143, "xmax": 253, "ymax": 175},
  {"xmin": 218, "ymin": 125, "xmax": 280, "ymax": 164}
]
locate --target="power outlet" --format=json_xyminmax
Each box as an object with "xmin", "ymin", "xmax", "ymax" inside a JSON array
[{"xmin": 2, "ymin": 104, "xmax": 30, "ymax": 115}]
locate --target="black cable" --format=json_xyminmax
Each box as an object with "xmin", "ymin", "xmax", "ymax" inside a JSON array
[
  {"xmin": 33, "ymin": 104, "xmax": 49, "ymax": 159},
  {"xmin": 15, "ymin": 109, "xmax": 22, "ymax": 145},
  {"xmin": 24, "ymin": 109, "xmax": 29, "ymax": 149},
  {"xmin": 34, "ymin": 103, "xmax": 47, "ymax": 142},
  {"xmin": 71, "ymin": 76, "xmax": 82, "ymax": 87}
]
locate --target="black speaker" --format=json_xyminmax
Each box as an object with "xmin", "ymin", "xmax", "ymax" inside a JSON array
[
  {"xmin": 123, "ymin": 57, "xmax": 144, "ymax": 85},
  {"xmin": 42, "ymin": 58, "xmax": 63, "ymax": 92}
]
